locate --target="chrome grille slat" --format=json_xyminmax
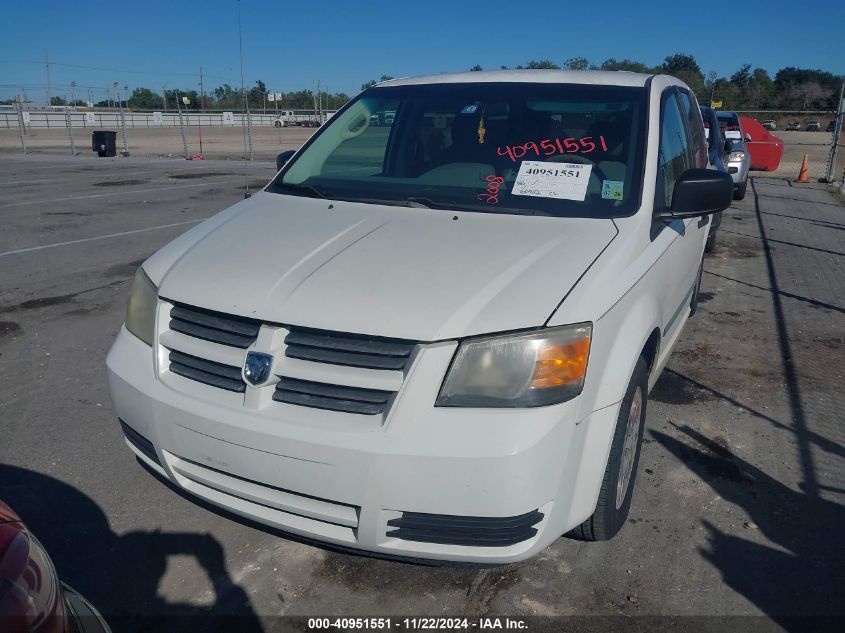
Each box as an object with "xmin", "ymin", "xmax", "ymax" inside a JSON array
[
  {"xmin": 284, "ymin": 327, "xmax": 415, "ymax": 371},
  {"xmin": 273, "ymin": 378, "xmax": 392, "ymax": 415},
  {"xmin": 169, "ymin": 350, "xmax": 245, "ymax": 393},
  {"xmin": 168, "ymin": 302, "xmax": 260, "ymax": 349}
]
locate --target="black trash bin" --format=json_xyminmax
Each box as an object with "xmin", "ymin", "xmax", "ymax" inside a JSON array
[{"xmin": 91, "ymin": 130, "xmax": 117, "ymax": 157}]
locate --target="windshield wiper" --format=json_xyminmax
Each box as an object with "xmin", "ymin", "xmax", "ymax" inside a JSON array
[
  {"xmin": 404, "ymin": 197, "xmax": 528, "ymax": 215},
  {"xmin": 270, "ymin": 182, "xmax": 327, "ymax": 199}
]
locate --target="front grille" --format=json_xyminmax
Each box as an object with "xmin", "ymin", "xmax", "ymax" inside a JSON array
[
  {"xmin": 386, "ymin": 509, "xmax": 544, "ymax": 547},
  {"xmin": 284, "ymin": 327, "xmax": 416, "ymax": 371},
  {"xmin": 162, "ymin": 302, "xmax": 418, "ymax": 416},
  {"xmin": 119, "ymin": 419, "xmax": 161, "ymax": 466},
  {"xmin": 273, "ymin": 377, "xmax": 392, "ymax": 415},
  {"xmin": 170, "ymin": 303, "xmax": 261, "ymax": 349},
  {"xmin": 169, "ymin": 350, "xmax": 245, "ymax": 393}
]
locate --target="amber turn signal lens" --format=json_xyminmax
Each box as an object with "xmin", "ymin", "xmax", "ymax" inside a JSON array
[{"xmin": 530, "ymin": 336, "xmax": 591, "ymax": 389}]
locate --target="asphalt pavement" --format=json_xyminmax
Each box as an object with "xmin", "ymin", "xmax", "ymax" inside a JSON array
[{"xmin": 0, "ymin": 154, "xmax": 842, "ymax": 632}]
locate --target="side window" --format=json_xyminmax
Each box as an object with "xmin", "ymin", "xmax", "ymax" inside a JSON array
[
  {"xmin": 677, "ymin": 91, "xmax": 707, "ymax": 168},
  {"xmin": 657, "ymin": 93, "xmax": 692, "ymax": 210}
]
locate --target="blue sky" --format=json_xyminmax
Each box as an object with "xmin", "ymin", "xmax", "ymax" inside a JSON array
[{"xmin": 1, "ymin": 0, "xmax": 843, "ymax": 102}]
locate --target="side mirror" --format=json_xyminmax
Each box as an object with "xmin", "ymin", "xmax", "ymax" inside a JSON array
[
  {"xmin": 276, "ymin": 150, "xmax": 296, "ymax": 171},
  {"xmin": 744, "ymin": 133, "xmax": 752, "ymax": 142},
  {"xmin": 656, "ymin": 169, "xmax": 733, "ymax": 220}
]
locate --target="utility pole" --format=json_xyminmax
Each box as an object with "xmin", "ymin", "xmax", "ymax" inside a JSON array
[
  {"xmin": 199, "ymin": 67, "xmax": 206, "ymax": 111},
  {"xmin": 45, "ymin": 51, "xmax": 52, "ymax": 106},
  {"xmin": 162, "ymin": 83, "xmax": 168, "ymax": 113}
]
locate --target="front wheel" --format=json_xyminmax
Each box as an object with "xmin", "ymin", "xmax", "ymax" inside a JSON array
[
  {"xmin": 704, "ymin": 231, "xmax": 717, "ymax": 254},
  {"xmin": 733, "ymin": 181, "xmax": 747, "ymax": 200},
  {"xmin": 570, "ymin": 357, "xmax": 648, "ymax": 541},
  {"xmin": 274, "ymin": 120, "xmax": 282, "ymax": 128}
]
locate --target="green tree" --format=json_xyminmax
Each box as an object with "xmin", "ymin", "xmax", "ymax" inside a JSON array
[
  {"xmin": 525, "ymin": 60, "xmax": 560, "ymax": 69},
  {"xmin": 213, "ymin": 83, "xmax": 241, "ymax": 109},
  {"xmin": 774, "ymin": 67, "xmax": 839, "ymax": 109},
  {"xmin": 600, "ymin": 58, "xmax": 652, "ymax": 73},
  {"xmin": 563, "ymin": 57, "xmax": 593, "ymax": 71},
  {"xmin": 165, "ymin": 89, "xmax": 200, "ymax": 109},
  {"xmin": 49, "ymin": 96, "xmax": 66, "ymax": 106},
  {"xmin": 127, "ymin": 87, "xmax": 163, "ymax": 110},
  {"xmin": 469, "ymin": 64, "xmax": 483, "ymax": 72},
  {"xmin": 361, "ymin": 75, "xmax": 394, "ymax": 91},
  {"xmin": 659, "ymin": 53, "xmax": 705, "ymax": 95}
]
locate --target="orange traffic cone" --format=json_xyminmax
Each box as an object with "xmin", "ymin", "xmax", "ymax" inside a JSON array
[{"xmin": 795, "ymin": 153, "xmax": 810, "ymax": 183}]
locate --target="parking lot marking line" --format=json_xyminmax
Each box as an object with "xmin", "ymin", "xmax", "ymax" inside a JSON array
[
  {"xmin": 0, "ymin": 179, "xmax": 245, "ymax": 208},
  {"xmin": 0, "ymin": 219, "xmax": 207, "ymax": 258},
  {"xmin": 0, "ymin": 164, "xmax": 272, "ymax": 187}
]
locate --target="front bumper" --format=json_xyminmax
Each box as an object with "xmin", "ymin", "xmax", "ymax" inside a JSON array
[
  {"xmin": 726, "ymin": 156, "xmax": 750, "ymax": 185},
  {"xmin": 106, "ymin": 327, "xmax": 619, "ymax": 564}
]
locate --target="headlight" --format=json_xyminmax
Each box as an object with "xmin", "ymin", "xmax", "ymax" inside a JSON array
[
  {"xmin": 436, "ymin": 323, "xmax": 592, "ymax": 408},
  {"xmin": 125, "ymin": 267, "xmax": 158, "ymax": 346},
  {"xmin": 729, "ymin": 151, "xmax": 746, "ymax": 162}
]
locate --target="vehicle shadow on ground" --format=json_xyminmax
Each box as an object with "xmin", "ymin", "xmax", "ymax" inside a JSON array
[
  {"xmin": 0, "ymin": 464, "xmax": 263, "ymax": 633},
  {"xmin": 651, "ymin": 424, "xmax": 844, "ymax": 623}
]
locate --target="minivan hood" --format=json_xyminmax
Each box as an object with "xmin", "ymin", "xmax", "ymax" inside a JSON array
[{"xmin": 156, "ymin": 193, "xmax": 617, "ymax": 341}]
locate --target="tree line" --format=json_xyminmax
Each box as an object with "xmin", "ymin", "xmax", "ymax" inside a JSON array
[
  {"xmin": 10, "ymin": 54, "xmax": 841, "ymax": 113},
  {"xmin": 30, "ymin": 80, "xmax": 351, "ymax": 112},
  {"xmin": 465, "ymin": 55, "xmax": 842, "ymax": 111}
]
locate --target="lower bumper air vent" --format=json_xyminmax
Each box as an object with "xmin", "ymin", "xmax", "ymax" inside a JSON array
[
  {"xmin": 386, "ymin": 509, "xmax": 544, "ymax": 547},
  {"xmin": 119, "ymin": 419, "xmax": 161, "ymax": 466}
]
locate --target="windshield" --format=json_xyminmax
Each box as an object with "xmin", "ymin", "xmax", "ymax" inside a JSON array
[
  {"xmin": 268, "ymin": 82, "xmax": 647, "ymax": 218},
  {"xmin": 717, "ymin": 113, "xmax": 742, "ymax": 140}
]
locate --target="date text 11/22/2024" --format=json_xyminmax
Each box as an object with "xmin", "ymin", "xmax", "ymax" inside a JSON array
[{"xmin": 306, "ymin": 617, "xmax": 529, "ymax": 630}]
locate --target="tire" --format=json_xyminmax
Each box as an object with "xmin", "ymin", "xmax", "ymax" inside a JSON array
[
  {"xmin": 733, "ymin": 181, "xmax": 747, "ymax": 200},
  {"xmin": 704, "ymin": 231, "xmax": 717, "ymax": 254},
  {"xmin": 274, "ymin": 121, "xmax": 282, "ymax": 128},
  {"xmin": 689, "ymin": 257, "xmax": 704, "ymax": 317},
  {"xmin": 570, "ymin": 357, "xmax": 648, "ymax": 541}
]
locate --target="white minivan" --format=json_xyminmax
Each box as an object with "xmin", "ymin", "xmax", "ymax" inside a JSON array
[{"xmin": 107, "ymin": 71, "xmax": 731, "ymax": 564}]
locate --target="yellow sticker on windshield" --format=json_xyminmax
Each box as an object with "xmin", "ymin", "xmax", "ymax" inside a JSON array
[{"xmin": 478, "ymin": 116, "xmax": 486, "ymax": 144}]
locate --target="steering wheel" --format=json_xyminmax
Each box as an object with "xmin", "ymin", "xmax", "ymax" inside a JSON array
[{"xmin": 339, "ymin": 110, "xmax": 371, "ymax": 141}]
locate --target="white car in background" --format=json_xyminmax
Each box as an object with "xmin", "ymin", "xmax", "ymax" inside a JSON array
[{"xmin": 107, "ymin": 70, "xmax": 731, "ymax": 563}]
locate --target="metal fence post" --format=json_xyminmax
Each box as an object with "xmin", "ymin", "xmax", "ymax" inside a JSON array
[
  {"xmin": 65, "ymin": 110, "xmax": 76, "ymax": 155},
  {"xmin": 15, "ymin": 100, "xmax": 27, "ymax": 154},
  {"xmin": 246, "ymin": 109, "xmax": 254, "ymax": 161},
  {"xmin": 823, "ymin": 83, "xmax": 844, "ymax": 183},
  {"xmin": 176, "ymin": 100, "xmax": 189, "ymax": 159},
  {"xmin": 119, "ymin": 103, "xmax": 129, "ymax": 156}
]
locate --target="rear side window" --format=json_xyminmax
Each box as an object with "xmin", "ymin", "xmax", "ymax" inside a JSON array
[
  {"xmin": 657, "ymin": 93, "xmax": 692, "ymax": 210},
  {"xmin": 677, "ymin": 91, "xmax": 707, "ymax": 168}
]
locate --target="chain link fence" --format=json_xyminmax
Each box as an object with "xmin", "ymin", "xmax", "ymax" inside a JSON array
[
  {"xmin": 0, "ymin": 108, "xmax": 324, "ymax": 161},
  {"xmin": 2, "ymin": 104, "xmax": 844, "ymax": 188}
]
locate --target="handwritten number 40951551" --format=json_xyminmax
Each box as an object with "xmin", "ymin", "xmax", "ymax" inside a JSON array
[{"xmin": 497, "ymin": 136, "xmax": 608, "ymax": 163}]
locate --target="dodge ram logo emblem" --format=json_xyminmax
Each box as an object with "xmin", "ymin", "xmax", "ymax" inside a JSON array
[{"xmin": 243, "ymin": 352, "xmax": 273, "ymax": 386}]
